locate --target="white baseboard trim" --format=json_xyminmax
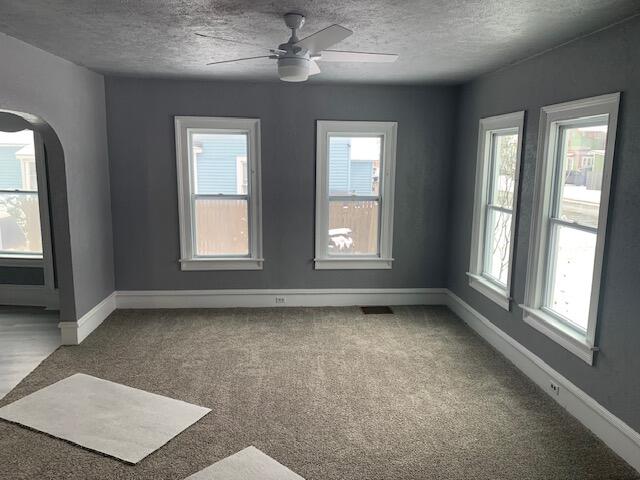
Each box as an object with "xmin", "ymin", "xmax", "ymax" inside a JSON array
[
  {"xmin": 445, "ymin": 289, "xmax": 640, "ymax": 473},
  {"xmin": 115, "ymin": 288, "xmax": 448, "ymax": 309},
  {"xmin": 58, "ymin": 292, "xmax": 117, "ymax": 345},
  {"xmin": 0, "ymin": 284, "xmax": 59, "ymax": 309}
]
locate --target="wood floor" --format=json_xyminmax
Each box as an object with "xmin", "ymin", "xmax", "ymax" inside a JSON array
[{"xmin": 0, "ymin": 306, "xmax": 59, "ymax": 399}]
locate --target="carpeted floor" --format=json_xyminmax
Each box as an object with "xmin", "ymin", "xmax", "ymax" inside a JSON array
[{"xmin": 0, "ymin": 306, "xmax": 637, "ymax": 480}]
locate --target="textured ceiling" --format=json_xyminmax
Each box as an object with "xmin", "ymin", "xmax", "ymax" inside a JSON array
[{"xmin": 1, "ymin": 0, "xmax": 639, "ymax": 84}]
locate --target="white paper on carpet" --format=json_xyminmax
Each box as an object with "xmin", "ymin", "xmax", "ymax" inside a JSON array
[
  {"xmin": 185, "ymin": 446, "xmax": 305, "ymax": 479},
  {"xmin": 0, "ymin": 373, "xmax": 211, "ymax": 463}
]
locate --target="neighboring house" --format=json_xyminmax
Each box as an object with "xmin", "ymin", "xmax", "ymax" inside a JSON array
[
  {"xmin": 0, "ymin": 141, "xmax": 36, "ymax": 191},
  {"xmin": 566, "ymin": 148, "xmax": 606, "ymax": 189},
  {"xmin": 0, "ymin": 145, "xmax": 25, "ymax": 190},
  {"xmin": 564, "ymin": 128, "xmax": 606, "ymax": 190},
  {"xmin": 192, "ymin": 135, "xmax": 378, "ymax": 197},
  {"xmin": 586, "ymin": 150, "xmax": 605, "ymax": 190},
  {"xmin": 329, "ymin": 137, "xmax": 378, "ymax": 196},
  {"xmin": 193, "ymin": 134, "xmax": 248, "ymax": 194},
  {"xmin": 16, "ymin": 143, "xmax": 38, "ymax": 190}
]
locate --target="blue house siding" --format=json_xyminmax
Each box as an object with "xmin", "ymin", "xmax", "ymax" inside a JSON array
[
  {"xmin": 350, "ymin": 161, "xmax": 374, "ymax": 195},
  {"xmin": 329, "ymin": 138, "xmax": 374, "ymax": 196},
  {"xmin": 191, "ymin": 134, "xmax": 376, "ymax": 196},
  {"xmin": 194, "ymin": 134, "xmax": 246, "ymax": 194},
  {"xmin": 0, "ymin": 146, "xmax": 23, "ymax": 190},
  {"xmin": 329, "ymin": 138, "xmax": 350, "ymax": 194}
]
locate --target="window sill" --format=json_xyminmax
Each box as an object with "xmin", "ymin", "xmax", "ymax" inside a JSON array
[
  {"xmin": 0, "ymin": 255, "xmax": 44, "ymax": 268},
  {"xmin": 180, "ymin": 258, "xmax": 264, "ymax": 271},
  {"xmin": 314, "ymin": 257, "xmax": 393, "ymax": 270},
  {"xmin": 520, "ymin": 305, "xmax": 596, "ymax": 365},
  {"xmin": 466, "ymin": 272, "xmax": 511, "ymax": 310}
]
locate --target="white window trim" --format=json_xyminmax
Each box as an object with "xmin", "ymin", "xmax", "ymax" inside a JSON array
[
  {"xmin": 521, "ymin": 93, "xmax": 620, "ymax": 365},
  {"xmin": 314, "ymin": 120, "xmax": 397, "ymax": 270},
  {"xmin": 467, "ymin": 111, "xmax": 525, "ymax": 310},
  {"xmin": 175, "ymin": 116, "xmax": 263, "ymax": 271}
]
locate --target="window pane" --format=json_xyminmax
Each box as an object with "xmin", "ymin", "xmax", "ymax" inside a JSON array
[
  {"xmin": 546, "ymin": 225, "xmax": 597, "ymax": 330},
  {"xmin": 194, "ymin": 198, "xmax": 248, "ymax": 256},
  {"xmin": 0, "ymin": 130, "xmax": 37, "ymax": 191},
  {"xmin": 0, "ymin": 192, "xmax": 42, "ymax": 255},
  {"xmin": 483, "ymin": 208, "xmax": 512, "ymax": 286},
  {"xmin": 489, "ymin": 132, "xmax": 518, "ymax": 209},
  {"xmin": 328, "ymin": 200, "xmax": 379, "ymax": 255},
  {"xmin": 555, "ymin": 122, "xmax": 607, "ymax": 228},
  {"xmin": 191, "ymin": 133, "xmax": 248, "ymax": 195},
  {"xmin": 328, "ymin": 136, "xmax": 381, "ymax": 196},
  {"xmin": 0, "ymin": 130, "xmax": 42, "ymax": 256}
]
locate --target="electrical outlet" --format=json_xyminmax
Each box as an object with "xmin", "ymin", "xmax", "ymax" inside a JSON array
[
  {"xmin": 275, "ymin": 296, "xmax": 286, "ymax": 305},
  {"xmin": 550, "ymin": 381, "xmax": 560, "ymax": 396}
]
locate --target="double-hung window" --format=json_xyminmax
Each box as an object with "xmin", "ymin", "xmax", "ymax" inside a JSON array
[
  {"xmin": 468, "ymin": 112, "xmax": 525, "ymax": 310},
  {"xmin": 315, "ymin": 121, "xmax": 397, "ymax": 270},
  {"xmin": 522, "ymin": 93, "xmax": 620, "ymax": 364},
  {"xmin": 175, "ymin": 116, "xmax": 263, "ymax": 270},
  {"xmin": 0, "ymin": 128, "xmax": 49, "ymax": 268}
]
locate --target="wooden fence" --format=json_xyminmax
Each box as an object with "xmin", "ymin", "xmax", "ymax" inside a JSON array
[
  {"xmin": 194, "ymin": 198, "xmax": 248, "ymax": 255},
  {"xmin": 328, "ymin": 201, "xmax": 379, "ymax": 254},
  {"xmin": 193, "ymin": 199, "xmax": 379, "ymax": 256}
]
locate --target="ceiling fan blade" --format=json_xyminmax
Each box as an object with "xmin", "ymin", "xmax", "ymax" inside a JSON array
[
  {"xmin": 319, "ymin": 50, "xmax": 398, "ymax": 63},
  {"xmin": 294, "ymin": 24, "xmax": 352, "ymax": 54},
  {"xmin": 195, "ymin": 33, "xmax": 285, "ymax": 54},
  {"xmin": 206, "ymin": 55, "xmax": 273, "ymax": 66},
  {"xmin": 309, "ymin": 60, "xmax": 321, "ymax": 76},
  {"xmin": 196, "ymin": 33, "xmax": 264, "ymax": 48}
]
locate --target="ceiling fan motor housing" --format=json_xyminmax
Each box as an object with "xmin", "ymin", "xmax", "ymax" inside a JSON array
[{"xmin": 278, "ymin": 54, "xmax": 310, "ymax": 82}]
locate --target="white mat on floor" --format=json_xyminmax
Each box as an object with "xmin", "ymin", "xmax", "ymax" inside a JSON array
[
  {"xmin": 186, "ymin": 446, "xmax": 305, "ymax": 479},
  {"xmin": 0, "ymin": 373, "xmax": 211, "ymax": 463}
]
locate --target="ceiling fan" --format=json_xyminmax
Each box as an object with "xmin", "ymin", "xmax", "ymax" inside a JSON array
[{"xmin": 196, "ymin": 13, "xmax": 398, "ymax": 82}]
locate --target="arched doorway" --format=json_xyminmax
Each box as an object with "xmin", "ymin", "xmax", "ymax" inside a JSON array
[
  {"xmin": 0, "ymin": 109, "xmax": 74, "ymax": 399},
  {"xmin": 0, "ymin": 112, "xmax": 55, "ymax": 298}
]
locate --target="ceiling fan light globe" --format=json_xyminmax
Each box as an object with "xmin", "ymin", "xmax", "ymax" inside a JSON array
[{"xmin": 277, "ymin": 57, "xmax": 309, "ymax": 82}]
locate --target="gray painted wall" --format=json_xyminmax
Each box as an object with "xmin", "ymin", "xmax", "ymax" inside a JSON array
[
  {"xmin": 105, "ymin": 79, "xmax": 457, "ymax": 290},
  {"xmin": 0, "ymin": 33, "xmax": 115, "ymax": 319},
  {"xmin": 447, "ymin": 16, "xmax": 640, "ymax": 431}
]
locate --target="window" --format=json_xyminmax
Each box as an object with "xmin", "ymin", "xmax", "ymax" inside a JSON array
[
  {"xmin": 467, "ymin": 112, "xmax": 524, "ymax": 310},
  {"xmin": 522, "ymin": 93, "xmax": 620, "ymax": 364},
  {"xmin": 0, "ymin": 129, "xmax": 44, "ymax": 262},
  {"xmin": 175, "ymin": 116, "xmax": 262, "ymax": 270},
  {"xmin": 315, "ymin": 121, "xmax": 397, "ymax": 269}
]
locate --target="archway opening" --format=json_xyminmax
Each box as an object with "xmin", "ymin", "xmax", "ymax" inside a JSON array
[{"xmin": 0, "ymin": 109, "xmax": 74, "ymax": 319}]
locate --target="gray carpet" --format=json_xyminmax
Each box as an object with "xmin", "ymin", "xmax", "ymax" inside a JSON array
[{"xmin": 0, "ymin": 306, "xmax": 637, "ymax": 480}]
